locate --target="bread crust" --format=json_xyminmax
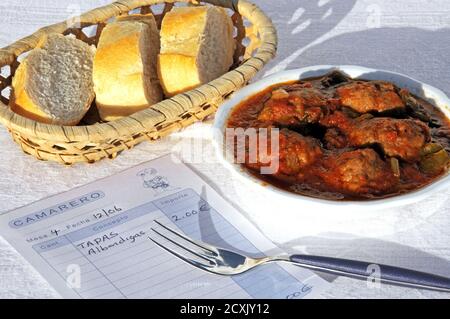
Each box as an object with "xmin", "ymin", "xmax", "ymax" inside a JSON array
[
  {"xmin": 158, "ymin": 6, "xmax": 235, "ymax": 97},
  {"xmin": 93, "ymin": 14, "xmax": 162, "ymax": 121},
  {"xmin": 157, "ymin": 54, "xmax": 201, "ymax": 97}
]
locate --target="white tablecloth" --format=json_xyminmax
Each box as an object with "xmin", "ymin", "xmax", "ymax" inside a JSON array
[{"xmin": 0, "ymin": 0, "xmax": 449, "ymax": 299}]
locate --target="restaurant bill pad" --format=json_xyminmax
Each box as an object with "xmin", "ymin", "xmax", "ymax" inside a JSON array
[{"xmin": 0, "ymin": 155, "xmax": 328, "ymax": 299}]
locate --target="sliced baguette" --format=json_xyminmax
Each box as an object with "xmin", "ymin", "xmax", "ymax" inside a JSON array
[
  {"xmin": 10, "ymin": 33, "xmax": 95, "ymax": 126},
  {"xmin": 93, "ymin": 14, "xmax": 163, "ymax": 121},
  {"xmin": 158, "ymin": 6, "xmax": 235, "ymax": 97}
]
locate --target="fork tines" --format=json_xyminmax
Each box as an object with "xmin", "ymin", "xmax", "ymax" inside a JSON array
[{"xmin": 149, "ymin": 220, "xmax": 218, "ymax": 269}]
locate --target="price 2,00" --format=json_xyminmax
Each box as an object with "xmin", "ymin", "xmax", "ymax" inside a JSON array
[{"xmin": 171, "ymin": 209, "xmax": 199, "ymax": 222}]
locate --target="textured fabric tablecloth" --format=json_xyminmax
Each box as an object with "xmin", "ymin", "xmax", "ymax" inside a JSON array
[{"xmin": 0, "ymin": 0, "xmax": 449, "ymax": 299}]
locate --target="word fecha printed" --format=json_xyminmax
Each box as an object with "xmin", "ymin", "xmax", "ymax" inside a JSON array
[{"xmin": 9, "ymin": 191, "xmax": 105, "ymax": 229}]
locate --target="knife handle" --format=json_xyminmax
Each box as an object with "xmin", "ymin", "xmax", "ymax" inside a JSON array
[{"xmin": 290, "ymin": 254, "xmax": 450, "ymax": 292}]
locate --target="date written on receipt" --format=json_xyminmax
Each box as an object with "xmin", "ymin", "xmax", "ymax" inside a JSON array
[{"xmin": 0, "ymin": 155, "xmax": 329, "ymax": 299}]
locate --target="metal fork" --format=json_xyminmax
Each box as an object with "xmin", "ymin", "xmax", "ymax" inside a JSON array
[{"xmin": 150, "ymin": 220, "xmax": 450, "ymax": 292}]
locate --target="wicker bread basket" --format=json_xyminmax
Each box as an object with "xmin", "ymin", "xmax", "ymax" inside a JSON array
[{"xmin": 0, "ymin": 0, "xmax": 277, "ymax": 164}]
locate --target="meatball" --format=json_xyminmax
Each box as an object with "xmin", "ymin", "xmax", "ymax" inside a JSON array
[
  {"xmin": 337, "ymin": 81, "xmax": 405, "ymax": 113},
  {"xmin": 277, "ymin": 129, "xmax": 324, "ymax": 175},
  {"xmin": 257, "ymin": 87, "xmax": 332, "ymax": 126},
  {"xmin": 321, "ymin": 111, "xmax": 431, "ymax": 162},
  {"xmin": 244, "ymin": 128, "xmax": 323, "ymax": 176},
  {"xmin": 319, "ymin": 149, "xmax": 398, "ymax": 195},
  {"xmin": 348, "ymin": 117, "xmax": 430, "ymax": 161}
]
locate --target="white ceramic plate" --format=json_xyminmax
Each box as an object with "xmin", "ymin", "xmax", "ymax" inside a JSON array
[{"xmin": 212, "ymin": 65, "xmax": 450, "ymax": 213}]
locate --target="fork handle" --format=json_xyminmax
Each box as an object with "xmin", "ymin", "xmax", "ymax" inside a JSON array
[{"xmin": 290, "ymin": 254, "xmax": 450, "ymax": 292}]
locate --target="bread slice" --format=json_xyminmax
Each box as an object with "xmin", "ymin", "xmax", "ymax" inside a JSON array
[
  {"xmin": 158, "ymin": 6, "xmax": 235, "ymax": 97},
  {"xmin": 93, "ymin": 14, "xmax": 162, "ymax": 121},
  {"xmin": 10, "ymin": 34, "xmax": 95, "ymax": 126}
]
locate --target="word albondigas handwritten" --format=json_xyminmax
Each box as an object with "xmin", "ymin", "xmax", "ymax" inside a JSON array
[{"xmin": 76, "ymin": 231, "xmax": 146, "ymax": 255}]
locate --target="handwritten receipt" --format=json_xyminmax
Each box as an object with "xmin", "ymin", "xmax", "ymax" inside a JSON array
[{"xmin": 0, "ymin": 155, "xmax": 329, "ymax": 299}]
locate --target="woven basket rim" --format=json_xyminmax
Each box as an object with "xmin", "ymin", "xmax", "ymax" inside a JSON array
[{"xmin": 0, "ymin": 0, "xmax": 277, "ymax": 142}]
